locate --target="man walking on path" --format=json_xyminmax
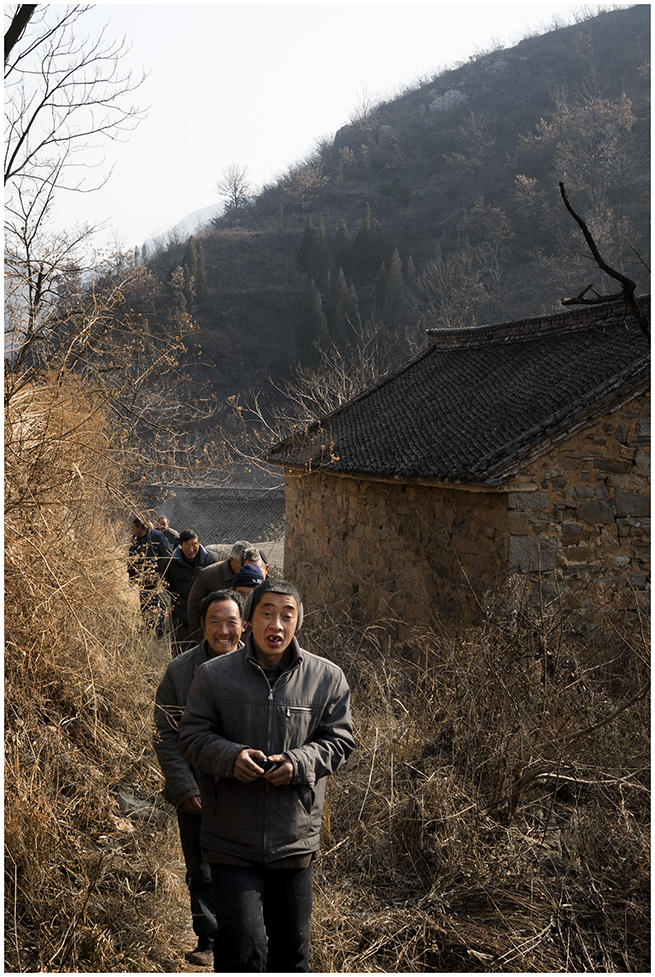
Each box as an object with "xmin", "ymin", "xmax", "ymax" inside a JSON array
[
  {"xmin": 186, "ymin": 540, "xmax": 250, "ymax": 643},
  {"xmin": 164, "ymin": 528, "xmax": 217, "ymax": 655},
  {"xmin": 127, "ymin": 517, "xmax": 172, "ymax": 636},
  {"xmin": 179, "ymin": 578, "xmax": 354, "ymax": 973},
  {"xmin": 154, "ymin": 590, "xmax": 246, "ymax": 967},
  {"xmin": 157, "ymin": 515, "xmax": 180, "ymax": 550}
]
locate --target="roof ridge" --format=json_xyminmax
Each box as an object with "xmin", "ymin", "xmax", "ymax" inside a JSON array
[{"xmin": 425, "ymin": 295, "xmax": 650, "ymax": 350}]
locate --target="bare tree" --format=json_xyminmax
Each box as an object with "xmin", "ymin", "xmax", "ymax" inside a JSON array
[
  {"xmin": 216, "ymin": 162, "xmax": 251, "ymax": 223},
  {"xmin": 4, "ymin": 4, "xmax": 146, "ymax": 366}
]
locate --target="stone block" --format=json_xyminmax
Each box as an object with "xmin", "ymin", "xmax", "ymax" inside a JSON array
[
  {"xmin": 617, "ymin": 517, "xmax": 650, "ymax": 538},
  {"xmin": 594, "ymin": 483, "xmax": 609, "ymax": 499},
  {"xmin": 527, "ymin": 513, "xmax": 549, "ymax": 531},
  {"xmin": 569, "ymin": 487, "xmax": 595, "ymax": 501},
  {"xmin": 615, "ymin": 424, "xmax": 630, "ymax": 445},
  {"xmin": 635, "ymin": 449, "xmax": 650, "ymax": 476},
  {"xmin": 594, "ymin": 459, "xmax": 632, "ymax": 474},
  {"xmin": 507, "ymin": 491, "xmax": 548, "ymax": 511},
  {"xmin": 632, "ymin": 544, "xmax": 651, "ymax": 565},
  {"xmin": 577, "ymin": 500, "xmax": 615, "ymax": 525},
  {"xmin": 614, "ymin": 492, "xmax": 650, "ymax": 518},
  {"xmin": 508, "ymin": 511, "xmax": 530, "ymax": 534},
  {"xmin": 509, "ymin": 535, "xmax": 557, "ymax": 572},
  {"xmin": 561, "ymin": 523, "xmax": 593, "ymax": 544},
  {"xmin": 611, "ymin": 556, "xmax": 631, "ymax": 569},
  {"xmin": 636, "ymin": 417, "xmax": 650, "ymax": 441},
  {"xmin": 629, "ymin": 572, "xmax": 649, "ymax": 589}
]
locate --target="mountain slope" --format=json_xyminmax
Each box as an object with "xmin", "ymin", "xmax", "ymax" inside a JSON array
[{"xmin": 144, "ymin": 5, "xmax": 650, "ymax": 404}]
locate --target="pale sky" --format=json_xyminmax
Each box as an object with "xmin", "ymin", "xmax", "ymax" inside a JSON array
[{"xmin": 42, "ymin": 1, "xmax": 628, "ymax": 252}]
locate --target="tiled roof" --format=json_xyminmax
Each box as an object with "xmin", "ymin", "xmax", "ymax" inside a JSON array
[
  {"xmin": 141, "ymin": 485, "xmax": 285, "ymax": 546},
  {"xmin": 266, "ymin": 298, "xmax": 650, "ymax": 485}
]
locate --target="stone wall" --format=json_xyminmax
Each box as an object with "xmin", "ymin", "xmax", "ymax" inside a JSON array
[
  {"xmin": 283, "ymin": 471, "xmax": 509, "ymax": 625},
  {"xmin": 283, "ymin": 391, "xmax": 650, "ymax": 626},
  {"xmin": 504, "ymin": 389, "xmax": 650, "ymax": 616}
]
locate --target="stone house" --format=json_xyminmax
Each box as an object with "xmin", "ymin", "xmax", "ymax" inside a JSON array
[{"xmin": 267, "ymin": 298, "xmax": 650, "ymax": 626}]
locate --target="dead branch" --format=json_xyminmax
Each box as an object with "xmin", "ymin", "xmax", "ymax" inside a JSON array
[{"xmin": 559, "ymin": 181, "xmax": 648, "ymax": 337}]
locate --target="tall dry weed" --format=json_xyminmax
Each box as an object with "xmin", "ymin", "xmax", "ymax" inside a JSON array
[{"xmin": 4, "ymin": 375, "xmax": 190, "ymax": 972}]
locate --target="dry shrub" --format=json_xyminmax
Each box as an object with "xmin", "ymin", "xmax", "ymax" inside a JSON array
[
  {"xmin": 4, "ymin": 375, "xmax": 189, "ymax": 972},
  {"xmin": 306, "ymin": 594, "xmax": 650, "ymax": 973}
]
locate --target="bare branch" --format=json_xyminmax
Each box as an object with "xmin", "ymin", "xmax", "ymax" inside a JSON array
[
  {"xmin": 4, "ymin": 4, "xmax": 36, "ymax": 64},
  {"xmin": 559, "ymin": 181, "xmax": 649, "ymax": 337}
]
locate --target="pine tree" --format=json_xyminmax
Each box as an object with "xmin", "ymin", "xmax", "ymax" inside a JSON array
[
  {"xmin": 332, "ymin": 218, "xmax": 352, "ymax": 273},
  {"xmin": 182, "ymin": 237, "xmax": 199, "ymax": 307},
  {"xmin": 384, "ymin": 248, "xmax": 404, "ymax": 324},
  {"xmin": 195, "ymin": 241, "xmax": 208, "ymax": 302},
  {"xmin": 296, "ymin": 217, "xmax": 317, "ymax": 275},
  {"xmin": 297, "ymin": 278, "xmax": 329, "ymax": 362}
]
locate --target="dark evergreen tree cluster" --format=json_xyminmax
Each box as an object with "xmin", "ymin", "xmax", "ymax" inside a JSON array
[{"xmin": 293, "ymin": 203, "xmax": 415, "ymax": 363}]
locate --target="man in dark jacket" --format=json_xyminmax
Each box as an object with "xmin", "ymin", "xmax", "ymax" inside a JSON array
[
  {"xmin": 179, "ymin": 578, "xmax": 354, "ymax": 973},
  {"xmin": 154, "ymin": 590, "xmax": 245, "ymax": 966},
  {"xmin": 164, "ymin": 528, "xmax": 217, "ymax": 655},
  {"xmin": 127, "ymin": 517, "xmax": 172, "ymax": 636},
  {"xmin": 186, "ymin": 539, "xmax": 250, "ymax": 643},
  {"xmin": 157, "ymin": 515, "xmax": 180, "ymax": 550}
]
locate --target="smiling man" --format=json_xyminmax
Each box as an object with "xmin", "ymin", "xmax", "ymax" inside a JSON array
[
  {"xmin": 154, "ymin": 590, "xmax": 245, "ymax": 966},
  {"xmin": 179, "ymin": 578, "xmax": 354, "ymax": 973}
]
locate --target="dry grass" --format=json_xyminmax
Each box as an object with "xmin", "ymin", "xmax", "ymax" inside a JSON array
[
  {"xmin": 306, "ymin": 601, "xmax": 650, "ymax": 973},
  {"xmin": 4, "ymin": 373, "xmax": 650, "ymax": 972}
]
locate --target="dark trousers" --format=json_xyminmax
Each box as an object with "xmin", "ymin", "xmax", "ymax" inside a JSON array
[
  {"xmin": 177, "ymin": 811, "xmax": 218, "ymax": 948},
  {"xmin": 210, "ymin": 862, "xmax": 313, "ymax": 972}
]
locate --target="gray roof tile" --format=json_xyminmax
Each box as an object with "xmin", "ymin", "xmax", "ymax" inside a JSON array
[
  {"xmin": 266, "ymin": 298, "xmax": 650, "ymax": 484},
  {"xmin": 142, "ymin": 485, "xmax": 285, "ymax": 545}
]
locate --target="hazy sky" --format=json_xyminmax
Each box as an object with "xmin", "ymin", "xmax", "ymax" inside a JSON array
[{"xmin": 43, "ymin": 1, "xmax": 625, "ymax": 251}]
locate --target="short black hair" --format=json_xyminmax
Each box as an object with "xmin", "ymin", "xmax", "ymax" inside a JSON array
[
  {"xmin": 200, "ymin": 589, "xmax": 244, "ymax": 621},
  {"xmin": 179, "ymin": 527, "xmax": 199, "ymax": 543},
  {"xmin": 248, "ymin": 577, "xmax": 301, "ymax": 617},
  {"xmin": 132, "ymin": 517, "xmax": 147, "ymax": 530}
]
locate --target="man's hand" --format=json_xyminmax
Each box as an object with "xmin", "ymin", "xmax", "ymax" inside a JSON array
[
  {"xmin": 234, "ymin": 748, "xmax": 269, "ymax": 782},
  {"xmin": 263, "ymin": 754, "xmax": 293, "ymax": 786},
  {"xmin": 178, "ymin": 794, "xmax": 202, "ymax": 813}
]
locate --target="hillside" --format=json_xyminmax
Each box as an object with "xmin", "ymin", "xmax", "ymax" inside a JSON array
[{"xmin": 135, "ymin": 5, "xmax": 649, "ymax": 417}]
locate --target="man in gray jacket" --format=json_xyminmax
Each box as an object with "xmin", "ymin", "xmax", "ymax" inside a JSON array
[
  {"xmin": 179, "ymin": 578, "xmax": 354, "ymax": 973},
  {"xmin": 186, "ymin": 539, "xmax": 250, "ymax": 643},
  {"xmin": 154, "ymin": 590, "xmax": 246, "ymax": 966}
]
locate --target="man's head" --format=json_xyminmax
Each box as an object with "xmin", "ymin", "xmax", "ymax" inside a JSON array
[
  {"xmin": 200, "ymin": 589, "xmax": 244, "ymax": 655},
  {"xmin": 157, "ymin": 516, "xmax": 170, "ymax": 532},
  {"xmin": 228, "ymin": 540, "xmax": 250, "ymax": 574},
  {"xmin": 132, "ymin": 517, "xmax": 148, "ymax": 538},
  {"xmin": 179, "ymin": 528, "xmax": 200, "ymax": 561},
  {"xmin": 245, "ymin": 579, "xmax": 302, "ymax": 660},
  {"xmin": 242, "ymin": 547, "xmax": 270, "ymax": 578},
  {"xmin": 232, "ymin": 563, "xmax": 266, "ymax": 600}
]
